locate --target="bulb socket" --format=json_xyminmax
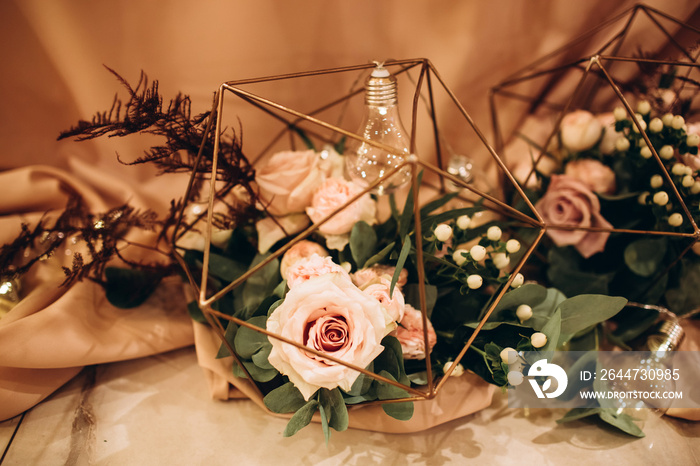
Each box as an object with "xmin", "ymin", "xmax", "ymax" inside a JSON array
[{"xmin": 365, "ymin": 73, "xmax": 398, "ymax": 106}]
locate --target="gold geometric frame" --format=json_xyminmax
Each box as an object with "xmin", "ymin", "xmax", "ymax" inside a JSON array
[
  {"xmin": 489, "ymin": 4, "xmax": 700, "ymax": 295},
  {"xmin": 172, "ymin": 58, "xmax": 544, "ymax": 408}
]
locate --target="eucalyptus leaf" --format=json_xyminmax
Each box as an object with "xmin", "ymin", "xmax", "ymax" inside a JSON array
[
  {"xmin": 345, "ymin": 362, "xmax": 374, "ymax": 396},
  {"xmin": 251, "ymin": 344, "xmax": 274, "ymax": 369},
  {"xmin": 322, "ymin": 388, "xmax": 349, "ymax": 432},
  {"xmin": 263, "ymin": 382, "xmax": 307, "ymax": 413},
  {"xmin": 363, "ymin": 242, "xmax": 396, "ymax": 268},
  {"xmin": 540, "ymin": 309, "xmax": 561, "ymax": 352},
  {"xmin": 242, "ymin": 254, "xmax": 281, "ymax": 315},
  {"xmin": 623, "ymin": 238, "xmax": 667, "ymax": 277},
  {"xmin": 319, "ymin": 396, "xmax": 331, "ymax": 444},
  {"xmin": 187, "ymin": 300, "xmax": 207, "ymax": 324},
  {"xmin": 557, "ymin": 407, "xmax": 602, "ymax": 423},
  {"xmin": 235, "ymin": 359, "xmax": 278, "ymax": 382},
  {"xmin": 283, "ymin": 399, "xmax": 319, "ymax": 437},
  {"xmin": 207, "ymin": 252, "xmax": 248, "ymax": 283},
  {"xmin": 421, "ymin": 207, "xmax": 481, "ymax": 230},
  {"xmin": 559, "ymin": 295, "xmax": 627, "ymax": 336},
  {"xmin": 398, "ymin": 171, "xmax": 422, "ymax": 240},
  {"xmin": 391, "ymin": 236, "xmax": 411, "ymax": 297},
  {"xmin": 234, "ymin": 315, "xmax": 269, "ymax": 359},
  {"xmin": 350, "ymin": 221, "xmax": 378, "ymax": 268},
  {"xmin": 528, "ymin": 287, "xmax": 567, "ymax": 331},
  {"xmin": 216, "ymin": 320, "xmax": 238, "ymax": 359},
  {"xmin": 665, "ymin": 260, "xmax": 700, "ymax": 315},
  {"xmin": 598, "ymin": 410, "xmax": 645, "ymax": 437},
  {"xmin": 419, "ymin": 191, "xmax": 459, "ymax": 217},
  {"xmin": 375, "ymin": 370, "xmax": 414, "ymax": 421}
]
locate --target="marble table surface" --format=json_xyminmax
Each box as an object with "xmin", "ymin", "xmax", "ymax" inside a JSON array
[{"xmin": 2, "ymin": 347, "xmax": 699, "ymax": 465}]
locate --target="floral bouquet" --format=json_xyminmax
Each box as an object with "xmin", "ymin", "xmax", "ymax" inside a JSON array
[{"xmin": 5, "ymin": 60, "xmax": 634, "ymax": 440}]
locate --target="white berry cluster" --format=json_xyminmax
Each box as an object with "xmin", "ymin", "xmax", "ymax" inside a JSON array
[
  {"xmin": 614, "ymin": 102, "xmax": 699, "ymax": 230},
  {"xmin": 431, "ymin": 216, "xmax": 524, "ymax": 293}
]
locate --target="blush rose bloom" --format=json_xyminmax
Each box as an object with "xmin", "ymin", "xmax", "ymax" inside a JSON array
[
  {"xmin": 256, "ymin": 150, "xmax": 323, "ymax": 216},
  {"xmin": 560, "ymin": 110, "xmax": 603, "ymax": 153},
  {"xmin": 564, "ymin": 158, "xmax": 616, "ymax": 195},
  {"xmin": 360, "ymin": 277, "xmax": 406, "ymax": 322},
  {"xmin": 266, "ymin": 273, "xmax": 396, "ymax": 400},
  {"xmin": 280, "ymin": 240, "xmax": 329, "ymax": 279},
  {"xmin": 285, "ymin": 254, "xmax": 350, "ymax": 288},
  {"xmin": 351, "ymin": 265, "xmax": 408, "ymax": 289},
  {"xmin": 536, "ymin": 174, "xmax": 613, "ymax": 258},
  {"xmin": 306, "ymin": 177, "xmax": 377, "ymax": 249},
  {"xmin": 393, "ymin": 304, "xmax": 437, "ymax": 360},
  {"xmin": 596, "ymin": 112, "xmax": 621, "ymax": 155}
]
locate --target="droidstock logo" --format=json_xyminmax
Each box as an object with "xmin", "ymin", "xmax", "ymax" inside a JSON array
[{"xmin": 517, "ymin": 359, "xmax": 568, "ymax": 399}]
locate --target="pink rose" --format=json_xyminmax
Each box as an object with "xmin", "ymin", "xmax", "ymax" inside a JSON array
[
  {"xmin": 306, "ymin": 178, "xmax": 377, "ymax": 237},
  {"xmin": 393, "ymin": 304, "xmax": 437, "ymax": 360},
  {"xmin": 285, "ymin": 254, "xmax": 350, "ymax": 288},
  {"xmin": 536, "ymin": 175, "xmax": 613, "ymax": 258},
  {"xmin": 351, "ymin": 265, "xmax": 408, "ymax": 289},
  {"xmin": 564, "ymin": 158, "xmax": 616, "ymax": 195},
  {"xmin": 266, "ymin": 273, "xmax": 396, "ymax": 400},
  {"xmin": 256, "ymin": 150, "xmax": 323, "ymax": 216},
  {"xmin": 360, "ymin": 277, "xmax": 406, "ymax": 322},
  {"xmin": 560, "ymin": 110, "xmax": 603, "ymax": 153},
  {"xmin": 280, "ymin": 240, "xmax": 329, "ymax": 279}
]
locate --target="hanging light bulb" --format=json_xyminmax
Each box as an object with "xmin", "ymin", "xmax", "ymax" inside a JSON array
[{"xmin": 345, "ymin": 63, "xmax": 412, "ymax": 195}]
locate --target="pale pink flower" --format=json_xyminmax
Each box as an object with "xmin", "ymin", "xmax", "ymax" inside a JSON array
[
  {"xmin": 256, "ymin": 150, "xmax": 323, "ymax": 216},
  {"xmin": 393, "ymin": 304, "xmax": 437, "ymax": 360},
  {"xmin": 266, "ymin": 273, "xmax": 396, "ymax": 400},
  {"xmin": 306, "ymin": 178, "xmax": 377, "ymax": 237},
  {"xmin": 280, "ymin": 240, "xmax": 329, "ymax": 279},
  {"xmin": 564, "ymin": 158, "xmax": 616, "ymax": 195},
  {"xmin": 285, "ymin": 254, "xmax": 350, "ymax": 288},
  {"xmin": 351, "ymin": 265, "xmax": 408, "ymax": 289},
  {"xmin": 361, "ymin": 277, "xmax": 406, "ymax": 322}
]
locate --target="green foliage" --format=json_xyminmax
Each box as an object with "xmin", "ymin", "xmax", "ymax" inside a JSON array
[{"xmin": 104, "ymin": 266, "xmax": 162, "ymax": 308}]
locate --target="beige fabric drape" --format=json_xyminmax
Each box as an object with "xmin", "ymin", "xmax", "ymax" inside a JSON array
[{"xmin": 1, "ymin": 0, "xmax": 698, "ymax": 426}]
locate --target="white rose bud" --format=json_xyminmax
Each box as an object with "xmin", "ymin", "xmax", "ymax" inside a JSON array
[
  {"xmin": 511, "ymin": 273, "xmax": 524, "ymax": 288},
  {"xmin": 443, "ymin": 361, "xmax": 464, "ymax": 377},
  {"xmin": 516, "ymin": 304, "xmax": 533, "ymax": 323},
  {"xmin": 640, "ymin": 146, "xmax": 653, "ymax": 159},
  {"xmin": 434, "ymin": 224, "xmax": 453, "ymax": 242},
  {"xmin": 683, "ymin": 175, "xmax": 695, "ymax": 188},
  {"xmin": 613, "ymin": 106, "xmax": 627, "ymax": 121},
  {"xmin": 452, "ymin": 249, "xmax": 468, "ymax": 266},
  {"xmin": 492, "ymin": 252, "xmax": 510, "ymax": 270},
  {"xmin": 500, "ymin": 347, "xmax": 518, "ymax": 364},
  {"xmin": 688, "ymin": 134, "xmax": 700, "ymax": 147},
  {"xmin": 672, "ymin": 163, "xmax": 687, "ymax": 176},
  {"xmin": 653, "ymin": 191, "xmax": 669, "ymax": 206},
  {"xmin": 668, "ymin": 213, "xmax": 683, "ymax": 227},
  {"xmin": 672, "ymin": 115, "xmax": 685, "ymax": 130},
  {"xmin": 650, "ymin": 174, "xmax": 664, "ymax": 188},
  {"xmin": 487, "ymin": 226, "xmax": 502, "ymax": 242},
  {"xmin": 649, "ymin": 118, "xmax": 664, "ymax": 133},
  {"xmin": 531, "ymin": 332, "xmax": 548, "ymax": 348},
  {"xmin": 692, "ymin": 181, "xmax": 700, "ymax": 195},
  {"xmin": 506, "ymin": 239, "xmax": 521, "ymax": 254},
  {"xmin": 615, "ymin": 137, "xmax": 630, "ymax": 152},
  {"xmin": 638, "ymin": 191, "xmax": 649, "ymax": 205},
  {"xmin": 470, "ymin": 244, "xmax": 487, "ymax": 262},
  {"xmin": 467, "ymin": 274, "xmax": 483, "ymax": 289},
  {"xmin": 637, "ymin": 100, "xmax": 651, "ymax": 115},
  {"xmin": 456, "ymin": 215, "xmax": 471, "ymax": 230},
  {"xmin": 659, "ymin": 145, "xmax": 674, "ymax": 160},
  {"xmin": 662, "ymin": 113, "xmax": 674, "ymax": 126},
  {"xmin": 507, "ymin": 370, "xmax": 524, "ymax": 386}
]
